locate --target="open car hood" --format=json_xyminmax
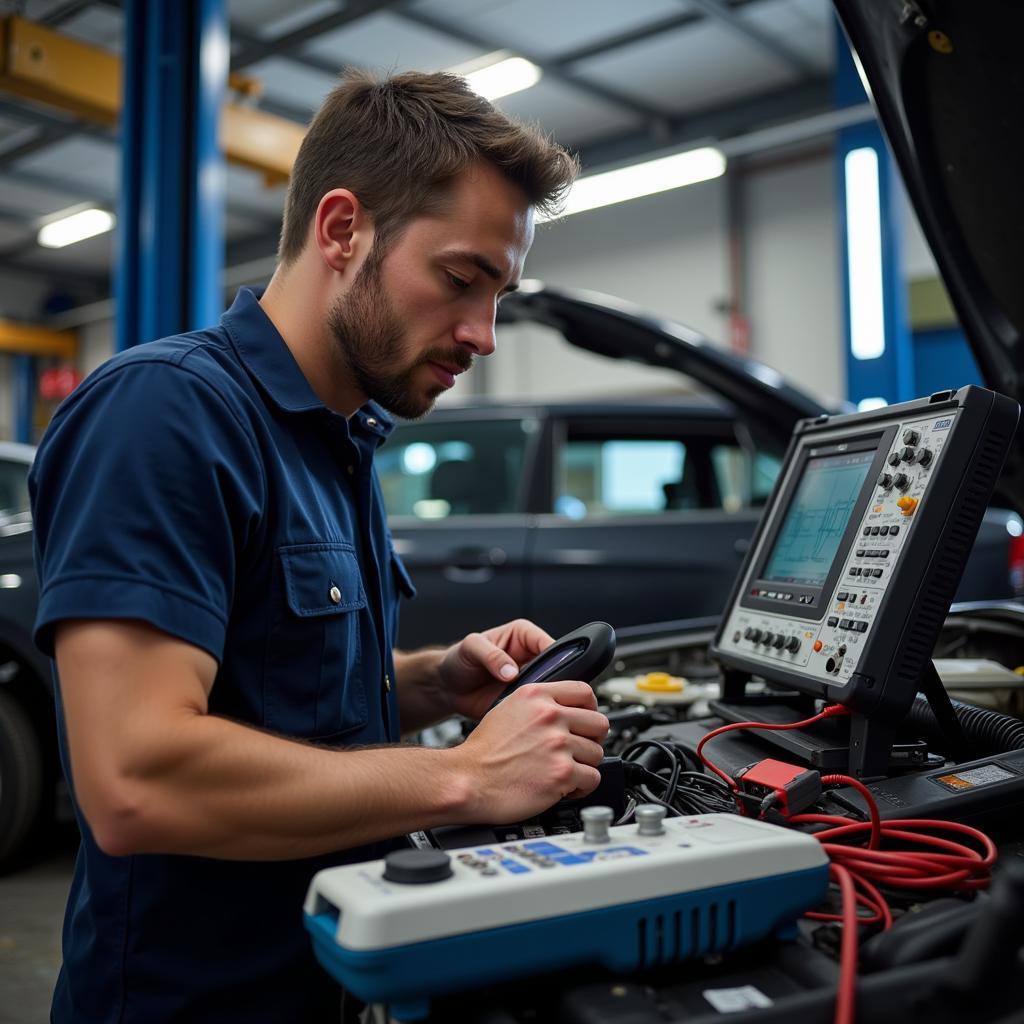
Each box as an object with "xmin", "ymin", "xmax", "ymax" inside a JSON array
[
  {"xmin": 833, "ymin": 0, "xmax": 1023, "ymax": 514},
  {"xmin": 498, "ymin": 283, "xmax": 832, "ymax": 451}
]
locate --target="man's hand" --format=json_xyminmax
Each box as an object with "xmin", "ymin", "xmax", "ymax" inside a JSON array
[
  {"xmin": 438, "ymin": 618, "xmax": 555, "ymax": 721},
  {"xmin": 449, "ymin": 680, "xmax": 610, "ymax": 824}
]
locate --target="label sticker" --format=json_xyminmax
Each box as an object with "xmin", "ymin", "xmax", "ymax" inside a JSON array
[
  {"xmin": 703, "ymin": 986, "xmax": 773, "ymax": 1012},
  {"xmin": 932, "ymin": 763, "xmax": 1016, "ymax": 791}
]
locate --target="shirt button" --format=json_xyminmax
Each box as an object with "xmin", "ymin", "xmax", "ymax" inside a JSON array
[
  {"xmin": 366, "ymin": 417, "xmax": 378, "ymax": 428},
  {"xmin": 346, "ymin": 465, "xmax": 355, "ymax": 475},
  {"xmin": 329, "ymin": 585, "xmax": 342, "ymax": 604},
  {"xmin": 384, "ymin": 674, "xmax": 391, "ymax": 692}
]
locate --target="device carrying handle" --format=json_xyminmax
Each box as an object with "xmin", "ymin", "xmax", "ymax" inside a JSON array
[{"xmin": 487, "ymin": 621, "xmax": 616, "ymax": 712}]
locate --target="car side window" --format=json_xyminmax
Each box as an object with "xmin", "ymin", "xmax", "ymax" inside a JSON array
[
  {"xmin": 710, "ymin": 445, "xmax": 783, "ymax": 511},
  {"xmin": 555, "ymin": 437, "xmax": 696, "ymax": 517},
  {"xmin": 0, "ymin": 458, "xmax": 30, "ymax": 513},
  {"xmin": 378, "ymin": 419, "xmax": 531, "ymax": 518}
]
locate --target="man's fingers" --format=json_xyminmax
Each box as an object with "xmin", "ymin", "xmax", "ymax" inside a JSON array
[
  {"xmin": 459, "ymin": 631, "xmax": 518, "ymax": 681},
  {"xmin": 530, "ymin": 679, "xmax": 598, "ymax": 709},
  {"xmin": 559, "ymin": 705, "xmax": 610, "ymax": 742},
  {"xmin": 567, "ymin": 734, "xmax": 606, "ymax": 769},
  {"xmin": 563, "ymin": 764, "xmax": 602, "ymax": 801}
]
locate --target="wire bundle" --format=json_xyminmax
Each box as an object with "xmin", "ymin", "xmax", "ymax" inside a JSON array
[
  {"xmin": 617, "ymin": 739, "xmax": 737, "ymax": 821},
  {"xmin": 696, "ymin": 706, "xmax": 998, "ymax": 1024}
]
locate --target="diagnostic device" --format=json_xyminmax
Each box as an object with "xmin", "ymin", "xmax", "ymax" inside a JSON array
[
  {"xmin": 711, "ymin": 385, "xmax": 1019, "ymax": 776},
  {"xmin": 489, "ymin": 620, "xmax": 616, "ymax": 709},
  {"xmin": 304, "ymin": 811, "xmax": 828, "ymax": 1020}
]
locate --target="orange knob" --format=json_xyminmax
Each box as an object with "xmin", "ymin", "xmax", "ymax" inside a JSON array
[
  {"xmin": 813, "ymin": 640, "xmax": 823, "ymax": 652},
  {"xmin": 896, "ymin": 495, "xmax": 918, "ymax": 516}
]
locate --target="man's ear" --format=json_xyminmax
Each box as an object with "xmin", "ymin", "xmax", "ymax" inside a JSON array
[{"xmin": 313, "ymin": 189, "xmax": 373, "ymax": 273}]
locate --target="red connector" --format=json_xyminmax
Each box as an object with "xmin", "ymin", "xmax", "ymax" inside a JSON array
[{"xmin": 734, "ymin": 758, "xmax": 822, "ymax": 817}]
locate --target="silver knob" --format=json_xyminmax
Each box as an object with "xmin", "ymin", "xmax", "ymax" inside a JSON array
[
  {"xmin": 580, "ymin": 805, "xmax": 614, "ymax": 844},
  {"xmin": 635, "ymin": 804, "xmax": 666, "ymax": 836}
]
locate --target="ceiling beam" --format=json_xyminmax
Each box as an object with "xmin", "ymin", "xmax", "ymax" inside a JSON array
[
  {"xmin": 680, "ymin": 0, "xmax": 820, "ymax": 78},
  {"xmin": 396, "ymin": 6, "xmax": 668, "ymax": 135},
  {"xmin": 230, "ymin": 0, "xmax": 404, "ymax": 72},
  {"xmin": 575, "ymin": 78, "xmax": 831, "ymax": 169}
]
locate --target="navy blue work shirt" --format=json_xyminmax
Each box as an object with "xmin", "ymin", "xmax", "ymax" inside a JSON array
[{"xmin": 30, "ymin": 287, "xmax": 416, "ymax": 1023}]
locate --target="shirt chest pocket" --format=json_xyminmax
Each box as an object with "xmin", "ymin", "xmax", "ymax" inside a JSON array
[{"xmin": 264, "ymin": 543, "xmax": 368, "ymax": 741}]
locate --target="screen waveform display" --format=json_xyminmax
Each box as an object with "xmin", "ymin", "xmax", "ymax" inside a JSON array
[{"xmin": 762, "ymin": 450, "xmax": 876, "ymax": 586}]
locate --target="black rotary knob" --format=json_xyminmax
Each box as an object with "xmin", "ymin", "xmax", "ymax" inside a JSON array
[
  {"xmin": 918, "ymin": 448, "xmax": 933, "ymax": 467},
  {"xmin": 887, "ymin": 451, "xmax": 901, "ymax": 466},
  {"xmin": 900, "ymin": 446, "xmax": 917, "ymax": 463},
  {"xmin": 749, "ymin": 628, "xmax": 762, "ymax": 643},
  {"xmin": 771, "ymin": 634, "xmax": 785, "ymax": 649},
  {"xmin": 762, "ymin": 632, "xmax": 774, "ymax": 646},
  {"xmin": 893, "ymin": 472, "xmax": 910, "ymax": 491},
  {"xmin": 903, "ymin": 428, "xmax": 920, "ymax": 446},
  {"xmin": 785, "ymin": 636, "xmax": 800, "ymax": 653},
  {"xmin": 383, "ymin": 849, "xmax": 453, "ymax": 885},
  {"xmin": 878, "ymin": 472, "xmax": 893, "ymax": 489}
]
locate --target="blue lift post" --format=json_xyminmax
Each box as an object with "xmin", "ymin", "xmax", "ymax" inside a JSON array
[
  {"xmin": 834, "ymin": 18, "xmax": 912, "ymax": 408},
  {"xmin": 117, "ymin": 0, "xmax": 228, "ymax": 351}
]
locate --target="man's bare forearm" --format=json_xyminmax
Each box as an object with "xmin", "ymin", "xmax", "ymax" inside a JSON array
[
  {"xmin": 94, "ymin": 713, "xmax": 471, "ymax": 860},
  {"xmin": 393, "ymin": 646, "xmax": 455, "ymax": 733}
]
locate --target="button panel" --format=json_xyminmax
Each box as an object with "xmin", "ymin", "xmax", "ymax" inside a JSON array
[{"xmin": 719, "ymin": 411, "xmax": 955, "ymax": 685}]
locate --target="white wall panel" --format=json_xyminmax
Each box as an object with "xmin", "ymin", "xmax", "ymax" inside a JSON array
[{"xmin": 743, "ymin": 154, "xmax": 844, "ymax": 405}]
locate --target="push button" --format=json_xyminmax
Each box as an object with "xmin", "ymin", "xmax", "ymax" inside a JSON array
[
  {"xmin": 880, "ymin": 525, "xmax": 890, "ymax": 536},
  {"xmin": 889, "ymin": 525, "xmax": 900, "ymax": 536},
  {"xmin": 871, "ymin": 526, "xmax": 881, "ymax": 535},
  {"xmin": 827, "ymin": 616, "xmax": 839, "ymax": 627},
  {"xmin": 863, "ymin": 526, "xmax": 871, "ymax": 536}
]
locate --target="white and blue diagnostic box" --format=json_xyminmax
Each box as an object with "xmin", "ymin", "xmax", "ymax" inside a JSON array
[{"xmin": 304, "ymin": 812, "xmax": 829, "ymax": 1020}]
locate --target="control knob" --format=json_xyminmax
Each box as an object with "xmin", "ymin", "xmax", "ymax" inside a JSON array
[
  {"xmin": 772, "ymin": 634, "xmax": 785, "ymax": 649},
  {"xmin": 893, "ymin": 472, "xmax": 911, "ymax": 491},
  {"xmin": 887, "ymin": 451, "xmax": 901, "ymax": 466},
  {"xmin": 581, "ymin": 806, "xmax": 613, "ymax": 844},
  {"xmin": 383, "ymin": 849, "xmax": 453, "ymax": 885},
  {"xmin": 903, "ymin": 428, "xmax": 920, "ymax": 446},
  {"xmin": 635, "ymin": 804, "xmax": 667, "ymax": 837},
  {"xmin": 749, "ymin": 628, "xmax": 762, "ymax": 643},
  {"xmin": 785, "ymin": 636, "xmax": 801, "ymax": 653},
  {"xmin": 878, "ymin": 472, "xmax": 893, "ymax": 489},
  {"xmin": 900, "ymin": 446, "xmax": 917, "ymax": 463},
  {"xmin": 918, "ymin": 448, "xmax": 933, "ymax": 467},
  {"xmin": 762, "ymin": 632, "xmax": 775, "ymax": 646}
]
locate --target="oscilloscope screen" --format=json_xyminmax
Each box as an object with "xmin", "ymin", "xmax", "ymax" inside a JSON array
[{"xmin": 760, "ymin": 449, "xmax": 876, "ymax": 587}]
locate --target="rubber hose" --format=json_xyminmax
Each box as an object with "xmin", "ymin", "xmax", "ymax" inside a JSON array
[{"xmin": 907, "ymin": 694, "xmax": 1024, "ymax": 753}]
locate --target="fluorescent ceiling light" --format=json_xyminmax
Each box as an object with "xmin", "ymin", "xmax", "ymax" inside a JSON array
[
  {"xmin": 857, "ymin": 396, "xmax": 888, "ymax": 412},
  {"xmin": 844, "ymin": 146, "xmax": 886, "ymax": 360},
  {"xmin": 38, "ymin": 207, "xmax": 115, "ymax": 248},
  {"xmin": 539, "ymin": 147, "xmax": 727, "ymax": 222},
  {"xmin": 450, "ymin": 52, "xmax": 542, "ymax": 101}
]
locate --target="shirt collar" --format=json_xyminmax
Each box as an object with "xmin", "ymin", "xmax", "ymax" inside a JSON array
[{"xmin": 221, "ymin": 287, "xmax": 395, "ymax": 439}]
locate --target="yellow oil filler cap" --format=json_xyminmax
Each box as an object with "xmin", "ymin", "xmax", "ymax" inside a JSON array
[{"xmin": 636, "ymin": 672, "xmax": 685, "ymax": 693}]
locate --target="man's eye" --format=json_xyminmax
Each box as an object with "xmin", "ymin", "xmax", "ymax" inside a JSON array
[{"xmin": 447, "ymin": 273, "xmax": 470, "ymax": 291}]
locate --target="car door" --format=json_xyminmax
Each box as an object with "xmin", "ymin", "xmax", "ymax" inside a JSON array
[
  {"xmin": 526, "ymin": 413, "xmax": 780, "ymax": 637},
  {"xmin": 380, "ymin": 411, "xmax": 542, "ymax": 648}
]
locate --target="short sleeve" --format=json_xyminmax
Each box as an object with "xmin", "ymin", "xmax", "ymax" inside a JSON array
[{"xmin": 29, "ymin": 358, "xmax": 266, "ymax": 661}]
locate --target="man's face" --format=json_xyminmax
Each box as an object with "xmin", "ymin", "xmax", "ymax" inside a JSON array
[{"xmin": 328, "ymin": 162, "xmax": 533, "ymax": 420}]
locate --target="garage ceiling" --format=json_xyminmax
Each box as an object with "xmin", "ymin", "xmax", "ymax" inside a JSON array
[{"xmin": 0, "ymin": 0, "xmax": 837, "ymax": 311}]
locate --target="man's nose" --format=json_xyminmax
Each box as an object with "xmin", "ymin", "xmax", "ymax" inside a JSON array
[{"xmin": 453, "ymin": 309, "xmax": 497, "ymax": 357}]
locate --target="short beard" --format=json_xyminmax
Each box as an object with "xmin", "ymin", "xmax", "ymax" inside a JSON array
[{"xmin": 327, "ymin": 244, "xmax": 470, "ymax": 420}]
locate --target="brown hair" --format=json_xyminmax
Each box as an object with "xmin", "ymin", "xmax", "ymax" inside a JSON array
[{"xmin": 278, "ymin": 68, "xmax": 579, "ymax": 263}]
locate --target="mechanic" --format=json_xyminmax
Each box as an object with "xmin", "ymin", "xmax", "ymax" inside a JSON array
[{"xmin": 30, "ymin": 70, "xmax": 607, "ymax": 1023}]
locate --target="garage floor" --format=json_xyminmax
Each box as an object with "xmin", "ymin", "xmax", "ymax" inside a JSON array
[{"xmin": 0, "ymin": 827, "xmax": 76, "ymax": 1024}]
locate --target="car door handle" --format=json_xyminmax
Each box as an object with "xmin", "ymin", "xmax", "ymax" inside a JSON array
[{"xmin": 443, "ymin": 547, "xmax": 507, "ymax": 584}]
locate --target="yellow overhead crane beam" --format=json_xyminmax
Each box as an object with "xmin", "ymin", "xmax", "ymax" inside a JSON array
[
  {"xmin": 0, "ymin": 15, "xmax": 304, "ymax": 184},
  {"xmin": 0, "ymin": 319, "xmax": 76, "ymax": 359}
]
